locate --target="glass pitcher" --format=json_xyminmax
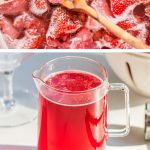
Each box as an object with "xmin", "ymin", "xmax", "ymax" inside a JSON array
[{"xmin": 33, "ymin": 56, "xmax": 130, "ymax": 150}]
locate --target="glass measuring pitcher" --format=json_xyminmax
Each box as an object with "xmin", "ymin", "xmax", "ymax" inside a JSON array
[{"xmin": 33, "ymin": 56, "xmax": 130, "ymax": 150}]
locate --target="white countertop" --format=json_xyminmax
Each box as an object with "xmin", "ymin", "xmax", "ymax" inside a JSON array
[{"xmin": 0, "ymin": 53, "xmax": 149, "ymax": 150}]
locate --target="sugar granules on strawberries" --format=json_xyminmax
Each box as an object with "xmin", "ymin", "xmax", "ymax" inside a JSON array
[{"xmin": 0, "ymin": 0, "xmax": 150, "ymax": 49}]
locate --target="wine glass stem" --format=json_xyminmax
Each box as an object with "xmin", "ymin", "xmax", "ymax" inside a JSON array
[{"xmin": 3, "ymin": 71, "xmax": 15, "ymax": 109}]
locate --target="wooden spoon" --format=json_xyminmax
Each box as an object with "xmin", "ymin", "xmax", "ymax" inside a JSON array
[{"xmin": 61, "ymin": 0, "xmax": 150, "ymax": 49}]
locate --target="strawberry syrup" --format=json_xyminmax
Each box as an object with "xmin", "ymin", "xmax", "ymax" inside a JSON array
[{"xmin": 38, "ymin": 71, "xmax": 108, "ymax": 150}]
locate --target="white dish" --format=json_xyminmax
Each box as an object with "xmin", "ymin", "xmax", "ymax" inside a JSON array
[{"xmin": 105, "ymin": 53, "xmax": 150, "ymax": 97}]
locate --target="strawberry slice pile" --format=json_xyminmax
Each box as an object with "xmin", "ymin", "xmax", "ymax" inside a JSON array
[
  {"xmin": 86, "ymin": 0, "xmax": 150, "ymax": 48},
  {"xmin": 0, "ymin": 0, "xmax": 150, "ymax": 49}
]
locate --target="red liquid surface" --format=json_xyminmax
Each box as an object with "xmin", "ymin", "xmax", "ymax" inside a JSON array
[{"xmin": 38, "ymin": 71, "xmax": 107, "ymax": 150}]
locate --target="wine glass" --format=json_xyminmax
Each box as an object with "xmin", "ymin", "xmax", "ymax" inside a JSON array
[{"xmin": 0, "ymin": 53, "xmax": 37, "ymax": 127}]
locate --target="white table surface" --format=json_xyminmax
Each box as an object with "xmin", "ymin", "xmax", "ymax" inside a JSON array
[{"xmin": 0, "ymin": 53, "xmax": 149, "ymax": 150}]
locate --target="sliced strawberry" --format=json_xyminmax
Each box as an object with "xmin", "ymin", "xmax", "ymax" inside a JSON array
[
  {"xmin": 93, "ymin": 27, "xmax": 129, "ymax": 48},
  {"xmin": 16, "ymin": 35, "xmax": 45, "ymax": 49},
  {"xmin": 133, "ymin": 4, "xmax": 148, "ymax": 23},
  {"xmin": 46, "ymin": 37, "xmax": 61, "ymax": 48},
  {"xmin": 30, "ymin": 0, "xmax": 50, "ymax": 16},
  {"xmin": 145, "ymin": 3, "xmax": 150, "ymax": 18},
  {"xmin": 24, "ymin": 13, "xmax": 47, "ymax": 35},
  {"xmin": 13, "ymin": 15, "xmax": 25, "ymax": 32},
  {"xmin": 0, "ymin": 0, "xmax": 27, "ymax": 16},
  {"xmin": 111, "ymin": 0, "xmax": 136, "ymax": 15},
  {"xmin": 22, "ymin": 36, "xmax": 45, "ymax": 49},
  {"xmin": 93, "ymin": 30, "xmax": 102, "ymax": 41},
  {"xmin": 14, "ymin": 12, "xmax": 47, "ymax": 36},
  {"xmin": 13, "ymin": 12, "xmax": 47, "ymax": 49},
  {"xmin": 68, "ymin": 27, "xmax": 94, "ymax": 49},
  {"xmin": 101, "ymin": 30, "xmax": 118, "ymax": 46},
  {"xmin": 117, "ymin": 19, "xmax": 136, "ymax": 30},
  {"xmin": 0, "ymin": 15, "xmax": 19, "ymax": 40},
  {"xmin": 46, "ymin": 7, "xmax": 82, "ymax": 39},
  {"xmin": 46, "ymin": 37, "xmax": 71, "ymax": 48}
]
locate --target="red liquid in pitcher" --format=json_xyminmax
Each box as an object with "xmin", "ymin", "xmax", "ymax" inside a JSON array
[{"xmin": 38, "ymin": 71, "xmax": 107, "ymax": 150}]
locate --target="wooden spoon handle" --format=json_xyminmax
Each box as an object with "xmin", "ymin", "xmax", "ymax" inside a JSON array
[{"xmin": 82, "ymin": 5, "xmax": 150, "ymax": 49}]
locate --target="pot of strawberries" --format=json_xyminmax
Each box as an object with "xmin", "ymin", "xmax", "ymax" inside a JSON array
[{"xmin": 0, "ymin": 0, "xmax": 150, "ymax": 49}]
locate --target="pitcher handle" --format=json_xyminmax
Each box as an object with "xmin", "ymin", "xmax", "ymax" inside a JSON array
[{"xmin": 107, "ymin": 83, "xmax": 130, "ymax": 137}]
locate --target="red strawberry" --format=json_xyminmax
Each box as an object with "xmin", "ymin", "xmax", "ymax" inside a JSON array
[
  {"xmin": 93, "ymin": 30, "xmax": 102, "ymax": 41},
  {"xmin": 13, "ymin": 15, "xmax": 25, "ymax": 32},
  {"xmin": 46, "ymin": 37, "xmax": 61, "ymax": 48},
  {"xmin": 22, "ymin": 36, "xmax": 45, "ymax": 49},
  {"xmin": 111, "ymin": 0, "xmax": 136, "ymax": 15},
  {"xmin": 117, "ymin": 19, "xmax": 135, "ymax": 30},
  {"xmin": 68, "ymin": 27, "xmax": 94, "ymax": 49},
  {"xmin": 46, "ymin": 37, "xmax": 70, "ymax": 49},
  {"xmin": 23, "ymin": 13, "xmax": 47, "ymax": 35},
  {"xmin": 13, "ymin": 12, "xmax": 47, "ymax": 49},
  {"xmin": 0, "ymin": 0, "xmax": 27, "ymax": 16},
  {"xmin": 145, "ymin": 3, "xmax": 150, "ymax": 18},
  {"xmin": 46, "ymin": 7, "xmax": 82, "ymax": 39},
  {"xmin": 16, "ymin": 35, "xmax": 45, "ymax": 49},
  {"xmin": 0, "ymin": 15, "xmax": 19, "ymax": 40},
  {"xmin": 14, "ymin": 12, "xmax": 47, "ymax": 36},
  {"xmin": 30, "ymin": 0, "xmax": 50, "ymax": 16},
  {"xmin": 101, "ymin": 30, "xmax": 118, "ymax": 46}
]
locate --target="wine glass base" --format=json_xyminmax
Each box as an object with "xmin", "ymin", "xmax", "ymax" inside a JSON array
[{"xmin": 0, "ymin": 89, "xmax": 38, "ymax": 127}]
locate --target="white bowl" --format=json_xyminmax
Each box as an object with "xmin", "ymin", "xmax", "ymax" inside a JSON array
[{"xmin": 105, "ymin": 53, "xmax": 150, "ymax": 97}]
